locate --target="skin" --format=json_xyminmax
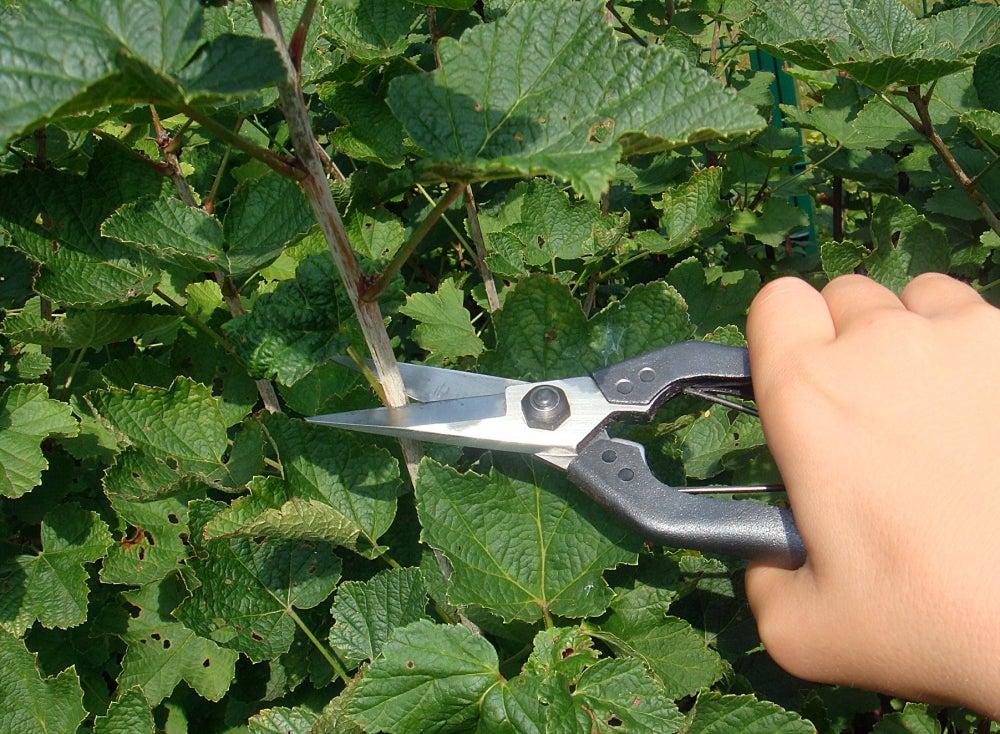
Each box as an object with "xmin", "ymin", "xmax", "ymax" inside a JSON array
[{"xmin": 745, "ymin": 272, "xmax": 1000, "ymax": 720}]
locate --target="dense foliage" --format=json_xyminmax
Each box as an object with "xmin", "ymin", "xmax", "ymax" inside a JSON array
[{"xmin": 1, "ymin": 0, "xmax": 999, "ymax": 732}]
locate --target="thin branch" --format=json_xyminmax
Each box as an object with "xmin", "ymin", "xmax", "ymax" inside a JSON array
[
  {"xmin": 182, "ymin": 106, "xmax": 304, "ymax": 180},
  {"xmin": 316, "ymin": 143, "xmax": 347, "ymax": 181},
  {"xmin": 151, "ymin": 106, "xmax": 283, "ymax": 414},
  {"xmin": 832, "ymin": 175, "xmax": 844, "ymax": 243},
  {"xmin": 253, "ymin": 0, "xmax": 485, "ymax": 634},
  {"xmin": 33, "ymin": 128, "xmax": 47, "ymax": 169},
  {"xmin": 361, "ymin": 183, "xmax": 465, "ymax": 302},
  {"xmin": 463, "ymin": 185, "xmax": 501, "ymax": 312},
  {"xmin": 153, "ymin": 287, "xmax": 243, "ymax": 362},
  {"xmin": 769, "ymin": 144, "xmax": 843, "ymax": 197},
  {"xmin": 150, "ymin": 105, "xmax": 197, "ymax": 207},
  {"xmin": 972, "ymin": 155, "xmax": 1000, "ymax": 186},
  {"xmin": 162, "ymin": 117, "xmax": 195, "ymax": 154},
  {"xmin": 250, "ymin": 0, "xmax": 421, "ymax": 472},
  {"xmin": 90, "ymin": 128, "xmax": 172, "ymax": 176},
  {"xmin": 709, "ymin": 20, "xmax": 721, "ymax": 65},
  {"xmin": 906, "ymin": 90, "xmax": 1000, "ymax": 237},
  {"xmin": 213, "ymin": 272, "xmax": 283, "ymax": 413},
  {"xmin": 664, "ymin": 0, "xmax": 674, "ymax": 23},
  {"xmin": 203, "ymin": 117, "xmax": 243, "ymax": 214},
  {"xmin": 288, "ymin": 0, "xmax": 319, "ymax": 75},
  {"xmin": 605, "ymin": 2, "xmax": 648, "ymax": 46},
  {"xmin": 875, "ymin": 90, "xmax": 923, "ymax": 131}
]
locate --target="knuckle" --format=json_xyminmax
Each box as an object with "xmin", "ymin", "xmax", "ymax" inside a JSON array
[
  {"xmin": 821, "ymin": 273, "xmax": 871, "ymax": 297},
  {"xmin": 902, "ymin": 271, "xmax": 955, "ymax": 297}
]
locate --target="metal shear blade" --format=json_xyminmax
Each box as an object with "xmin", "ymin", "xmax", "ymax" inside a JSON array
[{"xmin": 308, "ymin": 374, "xmax": 642, "ymax": 465}]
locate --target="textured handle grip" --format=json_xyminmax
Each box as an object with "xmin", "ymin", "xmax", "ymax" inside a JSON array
[
  {"xmin": 568, "ymin": 437, "xmax": 805, "ymax": 569},
  {"xmin": 593, "ymin": 341, "xmax": 752, "ymax": 407}
]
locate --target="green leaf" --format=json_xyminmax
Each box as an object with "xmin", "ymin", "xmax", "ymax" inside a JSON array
[
  {"xmin": 820, "ymin": 238, "xmax": 867, "ymax": 279},
  {"xmin": 657, "ymin": 167, "xmax": 728, "ymax": 253},
  {"xmin": 389, "ymin": 0, "xmax": 764, "ymax": 199},
  {"xmin": 222, "ymin": 174, "xmax": 316, "ymax": 276},
  {"xmin": 666, "ymin": 258, "xmax": 760, "ymax": 333},
  {"xmin": 975, "ymin": 47, "xmax": 1000, "ymax": 112},
  {"xmin": 415, "ymin": 458, "xmax": 639, "ymax": 623},
  {"xmin": 175, "ymin": 500, "xmax": 343, "ymax": 662},
  {"xmin": 544, "ymin": 657, "xmax": 685, "ymax": 734},
  {"xmin": 174, "ymin": 34, "xmax": 285, "ymax": 101},
  {"xmin": 404, "ymin": 0, "xmax": 475, "ymax": 7},
  {"xmin": 249, "ymin": 706, "xmax": 321, "ymax": 734},
  {"xmin": 203, "ymin": 475, "xmax": 361, "ymax": 547},
  {"xmin": 101, "ymin": 196, "xmax": 227, "ymax": 274},
  {"xmin": 117, "ymin": 574, "xmax": 238, "ymax": 705},
  {"xmin": 743, "ymin": 0, "xmax": 990, "ymax": 88},
  {"xmin": 731, "ymin": 199, "xmax": 809, "ymax": 247},
  {"xmin": 329, "ymin": 567, "xmax": 428, "ymax": 667},
  {"xmin": 261, "ymin": 414, "xmax": 402, "ymax": 556},
  {"xmin": 684, "ymin": 692, "xmax": 816, "ymax": 733},
  {"xmin": 94, "ymin": 687, "xmax": 154, "ymax": 734},
  {"xmin": 742, "ymin": 0, "xmax": 852, "ymax": 70},
  {"xmin": 596, "ymin": 585, "xmax": 725, "ymax": 699},
  {"xmin": 478, "ymin": 180, "xmax": 620, "ymax": 274},
  {"xmin": 871, "ymin": 702, "xmax": 942, "ymax": 734},
  {"xmin": 0, "ymin": 147, "xmax": 164, "ymax": 306},
  {"xmin": 679, "ymin": 408, "xmax": 765, "ymax": 480},
  {"xmin": 866, "ymin": 197, "xmax": 950, "ymax": 293},
  {"xmin": 2, "ymin": 299, "xmax": 178, "ymax": 349},
  {"xmin": 400, "ymin": 278, "xmax": 484, "ymax": 361},
  {"xmin": 925, "ymin": 4, "xmax": 1000, "ymax": 56},
  {"xmin": 325, "ymin": 0, "xmax": 425, "ymax": 64},
  {"xmin": 0, "ymin": 0, "xmax": 199, "ymax": 147},
  {"xmin": 348, "ymin": 619, "xmax": 502, "ymax": 734},
  {"xmin": 323, "ymin": 84, "xmax": 410, "ymax": 168},
  {"xmin": 480, "ymin": 275, "xmax": 692, "ymax": 381},
  {"xmin": 101, "ymin": 453, "xmax": 207, "ymax": 585},
  {"xmin": 0, "ymin": 629, "xmax": 85, "ymax": 734},
  {"xmin": 0, "ymin": 2, "xmax": 286, "ymax": 146},
  {"xmin": 225, "ymin": 254, "xmax": 359, "ymax": 386},
  {"xmin": 346, "ymin": 207, "xmax": 407, "ymax": 266},
  {"xmin": 961, "ymin": 109, "xmax": 1000, "ymax": 149},
  {"xmin": 88, "ymin": 377, "xmax": 230, "ymax": 472},
  {"xmin": 0, "ymin": 384, "xmax": 78, "ymax": 499},
  {"xmin": 0, "ymin": 504, "xmax": 112, "ymax": 636}
]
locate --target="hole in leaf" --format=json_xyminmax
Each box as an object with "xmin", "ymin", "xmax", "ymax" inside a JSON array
[
  {"xmin": 144, "ymin": 530, "xmax": 155, "ymax": 546},
  {"xmin": 151, "ymin": 633, "xmax": 161, "ymax": 641},
  {"xmin": 560, "ymin": 647, "xmax": 574, "ymax": 659},
  {"xmin": 251, "ymin": 632, "xmax": 264, "ymax": 641},
  {"xmin": 162, "ymin": 639, "xmax": 171, "ymax": 649},
  {"xmin": 607, "ymin": 714, "xmax": 622, "ymax": 727},
  {"xmin": 166, "ymin": 458, "xmax": 178, "ymax": 470},
  {"xmin": 131, "ymin": 471, "xmax": 140, "ymax": 479},
  {"xmin": 405, "ymin": 660, "xmax": 415, "ymax": 669},
  {"xmin": 203, "ymin": 658, "xmax": 211, "ymax": 667},
  {"xmin": 167, "ymin": 513, "xmax": 179, "ymax": 524},
  {"xmin": 137, "ymin": 547, "xmax": 145, "ymax": 560}
]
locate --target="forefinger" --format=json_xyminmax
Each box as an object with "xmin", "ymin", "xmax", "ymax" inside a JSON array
[{"xmin": 747, "ymin": 277, "xmax": 835, "ymax": 399}]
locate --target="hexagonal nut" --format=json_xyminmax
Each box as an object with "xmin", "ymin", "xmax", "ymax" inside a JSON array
[{"xmin": 521, "ymin": 385, "xmax": 570, "ymax": 430}]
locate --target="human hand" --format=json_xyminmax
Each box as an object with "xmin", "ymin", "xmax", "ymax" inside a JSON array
[{"xmin": 745, "ymin": 273, "xmax": 1000, "ymax": 718}]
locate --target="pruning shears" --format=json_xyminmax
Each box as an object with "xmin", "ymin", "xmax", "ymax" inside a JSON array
[{"xmin": 308, "ymin": 341, "xmax": 805, "ymax": 569}]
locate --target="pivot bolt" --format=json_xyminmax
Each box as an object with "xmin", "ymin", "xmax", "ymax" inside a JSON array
[{"xmin": 522, "ymin": 385, "xmax": 570, "ymax": 430}]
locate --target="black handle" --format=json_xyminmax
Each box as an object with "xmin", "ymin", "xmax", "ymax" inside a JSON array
[
  {"xmin": 593, "ymin": 341, "xmax": 753, "ymax": 407},
  {"xmin": 568, "ymin": 438, "xmax": 805, "ymax": 568},
  {"xmin": 578, "ymin": 342, "xmax": 804, "ymax": 568}
]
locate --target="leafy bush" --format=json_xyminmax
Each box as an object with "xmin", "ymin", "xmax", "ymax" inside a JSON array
[{"xmin": 1, "ymin": 0, "xmax": 998, "ymax": 732}]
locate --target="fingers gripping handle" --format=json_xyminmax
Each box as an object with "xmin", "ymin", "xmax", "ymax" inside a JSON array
[{"xmin": 568, "ymin": 438, "xmax": 806, "ymax": 569}]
